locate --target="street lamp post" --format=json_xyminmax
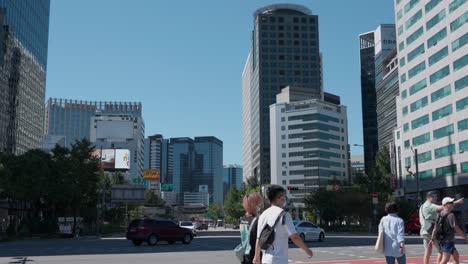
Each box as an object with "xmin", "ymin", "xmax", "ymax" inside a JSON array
[{"xmin": 406, "ymin": 147, "xmax": 420, "ymax": 206}]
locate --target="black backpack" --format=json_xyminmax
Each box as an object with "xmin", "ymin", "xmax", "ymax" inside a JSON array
[
  {"xmin": 434, "ymin": 213, "xmax": 449, "ymax": 241},
  {"xmin": 259, "ymin": 210, "xmax": 286, "ymax": 250}
]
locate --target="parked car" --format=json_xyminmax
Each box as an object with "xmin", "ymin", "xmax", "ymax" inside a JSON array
[
  {"xmin": 405, "ymin": 212, "xmax": 420, "ymax": 235},
  {"xmin": 293, "ymin": 221, "xmax": 325, "ymax": 242},
  {"xmin": 195, "ymin": 223, "xmax": 208, "ymax": 230},
  {"xmin": 126, "ymin": 218, "xmax": 193, "ymax": 246},
  {"xmin": 179, "ymin": 221, "xmax": 197, "ymax": 236}
]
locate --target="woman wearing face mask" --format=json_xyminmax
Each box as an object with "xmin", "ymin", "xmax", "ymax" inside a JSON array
[{"xmin": 239, "ymin": 192, "xmax": 263, "ymax": 264}]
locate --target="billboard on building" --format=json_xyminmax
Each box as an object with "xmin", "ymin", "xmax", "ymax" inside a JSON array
[
  {"xmin": 92, "ymin": 149, "xmax": 130, "ymax": 170},
  {"xmin": 199, "ymin": 185, "xmax": 208, "ymax": 192},
  {"xmin": 96, "ymin": 120, "xmax": 134, "ymax": 140},
  {"xmin": 101, "ymin": 149, "xmax": 115, "ymax": 169},
  {"xmin": 115, "ymin": 149, "xmax": 131, "ymax": 169},
  {"xmin": 374, "ymin": 24, "xmax": 396, "ymax": 55},
  {"xmin": 143, "ymin": 169, "xmax": 160, "ymax": 180}
]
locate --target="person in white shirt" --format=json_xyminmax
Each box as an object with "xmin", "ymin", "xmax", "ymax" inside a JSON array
[
  {"xmin": 380, "ymin": 202, "xmax": 405, "ymax": 264},
  {"xmin": 253, "ymin": 185, "xmax": 313, "ymax": 264},
  {"xmin": 419, "ymin": 191, "xmax": 464, "ymax": 264}
]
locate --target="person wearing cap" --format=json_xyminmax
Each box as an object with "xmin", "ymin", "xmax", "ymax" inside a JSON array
[
  {"xmin": 429, "ymin": 197, "xmax": 468, "ymax": 264},
  {"xmin": 419, "ymin": 191, "xmax": 464, "ymax": 264}
]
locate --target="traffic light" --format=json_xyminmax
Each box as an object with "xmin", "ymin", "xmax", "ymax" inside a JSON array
[{"xmin": 287, "ymin": 186, "xmax": 299, "ymax": 191}]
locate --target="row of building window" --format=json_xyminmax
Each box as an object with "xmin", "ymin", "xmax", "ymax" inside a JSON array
[
  {"xmin": 261, "ymin": 39, "xmax": 317, "ymax": 47},
  {"xmin": 288, "ymin": 150, "xmax": 343, "ymax": 159},
  {"xmin": 404, "ymin": 116, "xmax": 468, "ymax": 148},
  {"xmin": 261, "ymin": 47, "xmax": 318, "ymax": 54},
  {"xmin": 287, "ymin": 132, "xmax": 341, "ymax": 141},
  {"xmin": 403, "ymin": 73, "xmax": 466, "ymax": 101},
  {"xmin": 401, "ymin": 32, "xmax": 467, "ymax": 70},
  {"xmin": 260, "ymin": 25, "xmax": 316, "ymax": 32},
  {"xmin": 261, "ymin": 62, "xmax": 319, "ymax": 69},
  {"xmin": 405, "ymin": 107, "xmax": 468, "ymax": 133},
  {"xmin": 261, "ymin": 32, "xmax": 317, "ymax": 39},
  {"xmin": 261, "ymin": 16, "xmax": 316, "ymax": 24}
]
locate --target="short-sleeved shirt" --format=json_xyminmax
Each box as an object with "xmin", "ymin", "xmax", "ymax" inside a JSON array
[
  {"xmin": 438, "ymin": 210, "xmax": 456, "ymax": 242},
  {"xmin": 419, "ymin": 201, "xmax": 438, "ymax": 235},
  {"xmin": 257, "ymin": 205, "xmax": 296, "ymax": 264}
]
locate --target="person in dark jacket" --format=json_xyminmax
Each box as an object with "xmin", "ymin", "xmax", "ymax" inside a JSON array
[{"xmin": 240, "ymin": 192, "xmax": 263, "ymax": 264}]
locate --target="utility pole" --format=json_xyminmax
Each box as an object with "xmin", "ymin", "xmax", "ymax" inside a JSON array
[{"xmin": 414, "ymin": 148, "xmax": 420, "ymax": 206}]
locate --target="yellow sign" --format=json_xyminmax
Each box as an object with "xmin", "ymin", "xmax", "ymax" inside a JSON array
[{"xmin": 144, "ymin": 170, "xmax": 160, "ymax": 180}]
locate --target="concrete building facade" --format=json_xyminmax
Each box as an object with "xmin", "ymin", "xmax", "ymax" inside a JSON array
[
  {"xmin": 242, "ymin": 4, "xmax": 322, "ymax": 185},
  {"xmin": 270, "ymin": 86, "xmax": 349, "ymax": 208},
  {"xmin": 393, "ymin": 0, "xmax": 468, "ymax": 202}
]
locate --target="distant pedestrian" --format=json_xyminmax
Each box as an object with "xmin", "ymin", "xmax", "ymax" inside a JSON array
[
  {"xmin": 430, "ymin": 197, "xmax": 468, "ymax": 264},
  {"xmin": 419, "ymin": 191, "xmax": 464, "ymax": 264},
  {"xmin": 379, "ymin": 202, "xmax": 406, "ymax": 264},
  {"xmin": 237, "ymin": 192, "xmax": 263, "ymax": 264},
  {"xmin": 253, "ymin": 185, "xmax": 312, "ymax": 264}
]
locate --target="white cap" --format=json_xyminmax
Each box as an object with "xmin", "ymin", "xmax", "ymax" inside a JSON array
[{"xmin": 442, "ymin": 197, "xmax": 455, "ymax": 205}]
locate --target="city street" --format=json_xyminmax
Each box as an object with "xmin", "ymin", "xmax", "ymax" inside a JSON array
[{"xmin": 2, "ymin": 232, "xmax": 468, "ymax": 264}]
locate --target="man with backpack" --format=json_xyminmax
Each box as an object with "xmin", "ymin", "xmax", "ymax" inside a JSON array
[
  {"xmin": 253, "ymin": 185, "xmax": 313, "ymax": 264},
  {"xmin": 419, "ymin": 191, "xmax": 464, "ymax": 264},
  {"xmin": 430, "ymin": 197, "xmax": 468, "ymax": 264}
]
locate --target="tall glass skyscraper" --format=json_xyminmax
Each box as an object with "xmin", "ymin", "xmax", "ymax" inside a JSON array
[
  {"xmin": 0, "ymin": 0, "xmax": 50, "ymax": 69},
  {"xmin": 359, "ymin": 25, "xmax": 396, "ymax": 174},
  {"xmin": 0, "ymin": 0, "xmax": 50, "ymax": 154},
  {"xmin": 169, "ymin": 137, "xmax": 223, "ymax": 204},
  {"xmin": 242, "ymin": 4, "xmax": 322, "ymax": 185}
]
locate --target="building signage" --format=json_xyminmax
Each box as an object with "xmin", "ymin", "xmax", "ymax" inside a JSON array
[
  {"xmin": 115, "ymin": 149, "xmax": 131, "ymax": 169},
  {"xmin": 374, "ymin": 25, "xmax": 396, "ymax": 55},
  {"xmin": 143, "ymin": 169, "xmax": 160, "ymax": 180},
  {"xmin": 92, "ymin": 149, "xmax": 130, "ymax": 170},
  {"xmin": 161, "ymin": 183, "xmax": 173, "ymax": 191},
  {"xmin": 199, "ymin": 185, "xmax": 208, "ymax": 192}
]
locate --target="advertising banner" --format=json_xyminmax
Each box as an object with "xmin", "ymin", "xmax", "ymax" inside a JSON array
[
  {"xmin": 143, "ymin": 169, "xmax": 160, "ymax": 180},
  {"xmin": 97, "ymin": 149, "xmax": 115, "ymax": 169},
  {"xmin": 115, "ymin": 149, "xmax": 130, "ymax": 169}
]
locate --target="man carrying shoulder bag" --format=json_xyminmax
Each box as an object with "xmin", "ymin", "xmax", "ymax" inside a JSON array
[{"xmin": 253, "ymin": 185, "xmax": 313, "ymax": 264}]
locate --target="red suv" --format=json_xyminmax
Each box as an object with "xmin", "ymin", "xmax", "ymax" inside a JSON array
[{"xmin": 126, "ymin": 219, "xmax": 193, "ymax": 246}]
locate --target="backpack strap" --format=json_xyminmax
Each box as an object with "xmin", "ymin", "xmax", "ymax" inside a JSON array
[{"xmin": 272, "ymin": 210, "xmax": 286, "ymax": 230}]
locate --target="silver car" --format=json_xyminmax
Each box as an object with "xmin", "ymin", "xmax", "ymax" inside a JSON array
[{"xmin": 293, "ymin": 221, "xmax": 325, "ymax": 242}]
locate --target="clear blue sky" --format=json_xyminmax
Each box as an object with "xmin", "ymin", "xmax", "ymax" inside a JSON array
[{"xmin": 46, "ymin": 0, "xmax": 395, "ymax": 165}]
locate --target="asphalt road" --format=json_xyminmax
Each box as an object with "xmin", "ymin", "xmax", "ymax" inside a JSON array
[{"xmin": 1, "ymin": 232, "xmax": 468, "ymax": 264}]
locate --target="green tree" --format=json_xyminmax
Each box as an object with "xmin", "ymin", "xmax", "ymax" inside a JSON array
[
  {"xmin": 67, "ymin": 139, "xmax": 100, "ymax": 235},
  {"xmin": 206, "ymin": 203, "xmax": 223, "ymax": 220},
  {"xmin": 145, "ymin": 190, "xmax": 165, "ymax": 207},
  {"xmin": 223, "ymin": 186, "xmax": 244, "ymax": 224}
]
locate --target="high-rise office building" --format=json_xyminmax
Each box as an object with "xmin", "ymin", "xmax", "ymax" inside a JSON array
[
  {"xmin": 144, "ymin": 134, "xmax": 170, "ymax": 183},
  {"xmin": 45, "ymin": 98, "xmax": 97, "ymax": 147},
  {"xmin": 0, "ymin": 0, "xmax": 50, "ymax": 155},
  {"xmin": 393, "ymin": 0, "xmax": 468, "ymax": 199},
  {"xmin": 45, "ymin": 99, "xmax": 144, "ymax": 148},
  {"xmin": 0, "ymin": 0, "xmax": 50, "ymax": 70},
  {"xmin": 90, "ymin": 108, "xmax": 145, "ymax": 181},
  {"xmin": 377, "ymin": 49, "xmax": 399, "ymax": 150},
  {"xmin": 270, "ymin": 86, "xmax": 349, "ymax": 210},
  {"xmin": 169, "ymin": 137, "xmax": 223, "ymax": 204},
  {"xmin": 359, "ymin": 24, "xmax": 396, "ymax": 174},
  {"xmin": 223, "ymin": 165, "xmax": 243, "ymax": 198},
  {"xmin": 242, "ymin": 4, "xmax": 322, "ymax": 185}
]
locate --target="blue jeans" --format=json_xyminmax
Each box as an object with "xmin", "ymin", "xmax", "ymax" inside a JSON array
[{"xmin": 385, "ymin": 255, "xmax": 406, "ymax": 264}]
